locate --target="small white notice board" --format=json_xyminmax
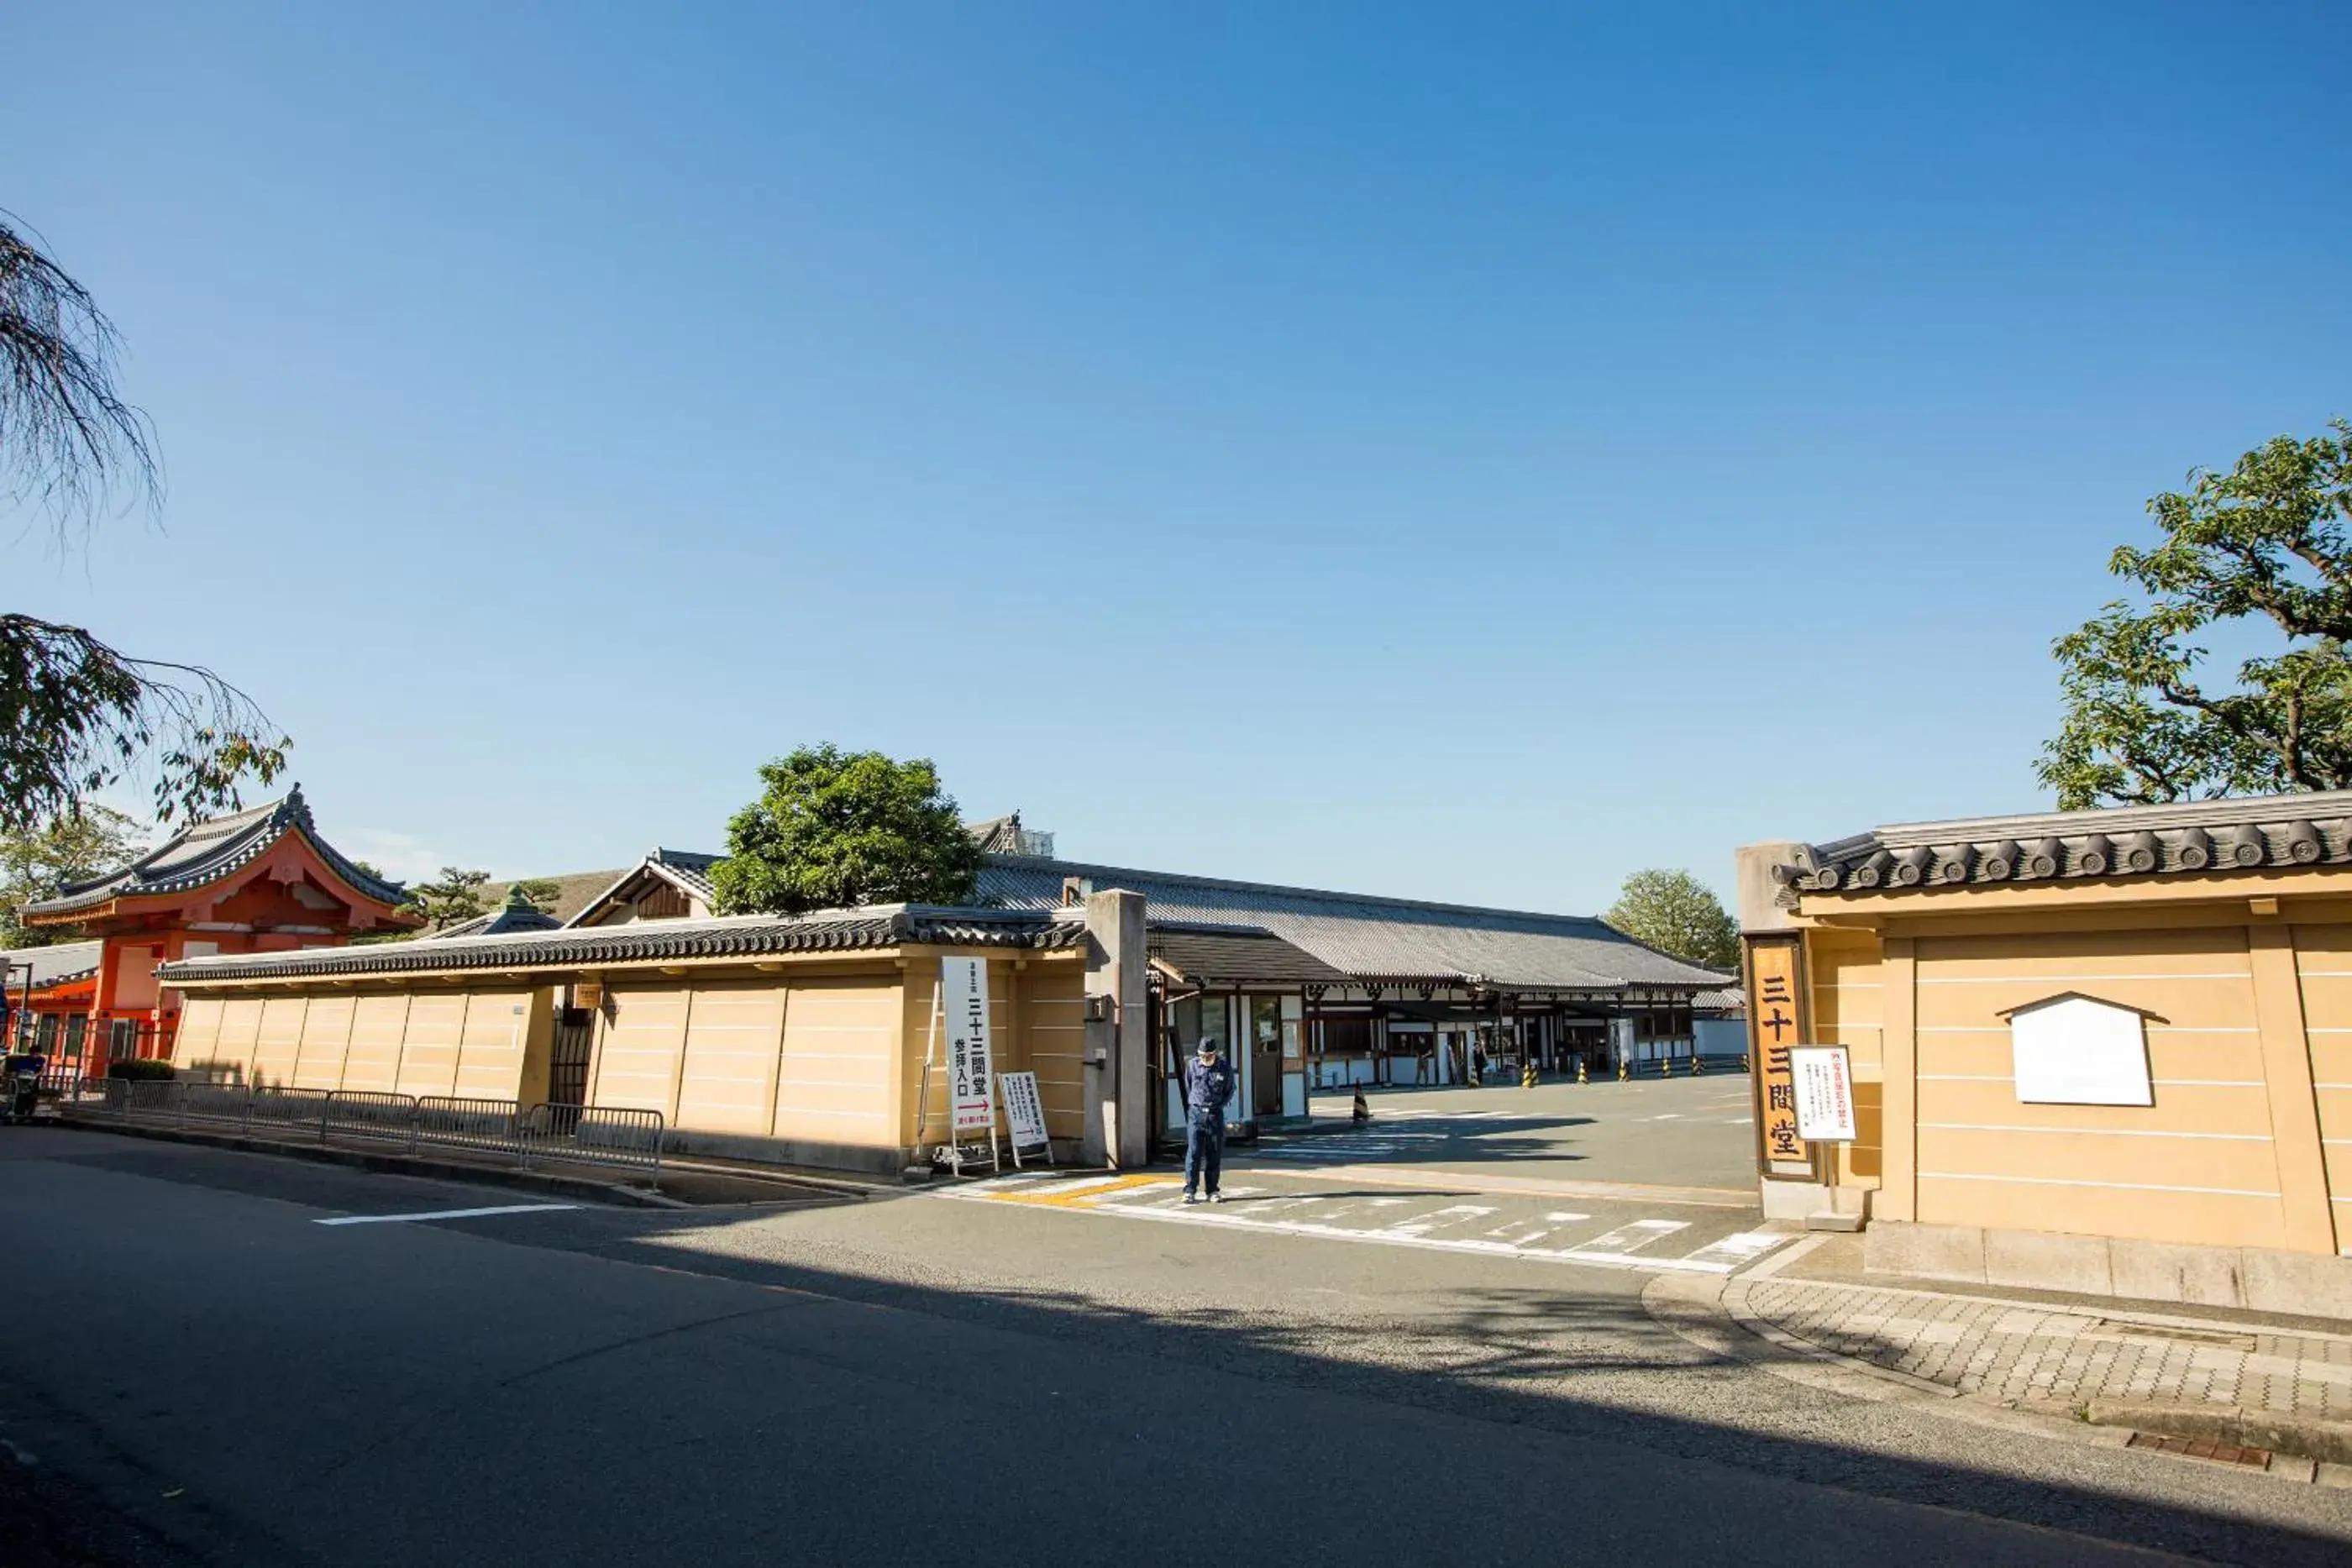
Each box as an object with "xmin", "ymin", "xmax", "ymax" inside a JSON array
[
  {"xmin": 1788, "ymin": 1046, "xmax": 1857, "ymax": 1143},
  {"xmin": 999, "ymin": 1070, "xmax": 1052, "ymax": 1167}
]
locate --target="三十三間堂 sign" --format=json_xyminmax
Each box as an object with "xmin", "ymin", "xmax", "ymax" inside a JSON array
[{"xmin": 942, "ymin": 957, "xmax": 995, "ymax": 1134}]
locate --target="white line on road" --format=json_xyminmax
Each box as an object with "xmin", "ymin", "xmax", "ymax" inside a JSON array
[
  {"xmin": 1373, "ymin": 1204, "xmax": 1498, "ymax": 1238},
  {"xmin": 314, "ymin": 1204, "xmax": 581, "ymax": 1226},
  {"xmin": 936, "ymin": 1187, "xmax": 1782, "ymax": 1274},
  {"xmin": 1560, "ymin": 1219, "xmax": 1688, "ymax": 1256},
  {"xmin": 1680, "ymin": 1230, "xmax": 1790, "ymax": 1269}
]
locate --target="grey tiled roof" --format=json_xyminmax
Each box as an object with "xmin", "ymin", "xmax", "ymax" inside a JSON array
[
  {"xmin": 158, "ymin": 904, "xmax": 1087, "ymax": 984},
  {"xmin": 648, "ymin": 848, "xmax": 719, "ymax": 901},
  {"xmin": 1782, "ymin": 789, "xmax": 2352, "ymax": 897},
  {"xmin": 25, "ymin": 789, "xmax": 409, "ymax": 920},
  {"xmin": 4, "ymin": 940, "xmax": 104, "ymax": 992},
  {"xmin": 1147, "ymin": 922, "xmax": 1353, "ymax": 989},
  {"xmin": 476, "ymin": 868, "xmax": 629, "ymax": 926},
  {"xmin": 564, "ymin": 849, "xmax": 719, "ymax": 927},
  {"xmin": 981, "ymin": 857, "xmax": 1729, "ymax": 994},
  {"xmin": 477, "ymin": 886, "xmax": 563, "ymax": 936}
]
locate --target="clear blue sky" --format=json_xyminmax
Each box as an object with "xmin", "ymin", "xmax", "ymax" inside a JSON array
[{"xmin": 6, "ymin": 3, "xmax": 2348, "ymax": 910}]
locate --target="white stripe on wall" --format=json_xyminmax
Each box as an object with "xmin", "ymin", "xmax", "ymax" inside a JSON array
[
  {"xmin": 1919, "ymin": 973, "xmax": 2251, "ymax": 984},
  {"xmin": 1919, "ymin": 1122, "xmax": 2271, "ymax": 1141},
  {"xmin": 1919, "ymin": 1075, "xmax": 2268, "ymax": 1088},
  {"xmin": 1920, "ymin": 1172, "xmax": 2280, "ymax": 1198}
]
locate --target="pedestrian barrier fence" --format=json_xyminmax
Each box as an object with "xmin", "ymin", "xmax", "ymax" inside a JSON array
[
  {"xmin": 416, "ymin": 1095, "xmax": 524, "ymax": 1156},
  {"xmin": 76, "ymin": 1082, "xmax": 662, "ymax": 1182}
]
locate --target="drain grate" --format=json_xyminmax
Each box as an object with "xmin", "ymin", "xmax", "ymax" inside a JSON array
[
  {"xmin": 2127, "ymin": 1432, "xmax": 2270, "ymax": 1467},
  {"xmin": 2095, "ymin": 1320, "xmax": 2258, "ymax": 1350}
]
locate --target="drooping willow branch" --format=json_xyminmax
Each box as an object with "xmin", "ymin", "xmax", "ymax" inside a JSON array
[
  {"xmin": 0, "ymin": 212, "xmax": 160, "ymax": 544},
  {"xmin": 0, "ymin": 613, "xmax": 287, "ymax": 833}
]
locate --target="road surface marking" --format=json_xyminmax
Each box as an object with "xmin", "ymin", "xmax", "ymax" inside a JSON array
[
  {"xmin": 1681, "ymin": 1230, "xmax": 1788, "ymax": 1269},
  {"xmin": 933, "ymin": 1183, "xmax": 1786, "ymax": 1274},
  {"xmin": 1373, "ymin": 1204, "xmax": 1498, "ymax": 1238},
  {"xmin": 315, "ymin": 1204, "xmax": 580, "ymax": 1226},
  {"xmin": 1559, "ymin": 1219, "xmax": 1688, "ymax": 1256}
]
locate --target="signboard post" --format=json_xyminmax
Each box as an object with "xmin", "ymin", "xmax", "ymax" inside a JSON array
[
  {"xmin": 999, "ymin": 1069, "xmax": 1053, "ymax": 1168},
  {"xmin": 942, "ymin": 957, "xmax": 999, "ymax": 1176},
  {"xmin": 1746, "ymin": 936, "xmax": 1814, "ymax": 1177}
]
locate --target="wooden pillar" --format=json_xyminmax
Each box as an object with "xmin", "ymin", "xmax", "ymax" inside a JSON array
[
  {"xmin": 2247, "ymin": 923, "xmax": 2340, "ymax": 1256},
  {"xmin": 1877, "ymin": 936, "xmax": 1919, "ymax": 1222}
]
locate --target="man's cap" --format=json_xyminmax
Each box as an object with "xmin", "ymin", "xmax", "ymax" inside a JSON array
[{"xmin": 1196, "ymin": 1036, "xmax": 1220, "ymax": 1056}]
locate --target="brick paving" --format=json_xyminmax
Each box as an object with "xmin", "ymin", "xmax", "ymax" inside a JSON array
[{"xmin": 1733, "ymin": 1276, "xmax": 2352, "ymax": 1420}]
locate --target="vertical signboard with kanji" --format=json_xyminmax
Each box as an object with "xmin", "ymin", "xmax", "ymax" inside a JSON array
[
  {"xmin": 942, "ymin": 957, "xmax": 995, "ymax": 1135},
  {"xmin": 1747, "ymin": 936, "xmax": 1813, "ymax": 1177}
]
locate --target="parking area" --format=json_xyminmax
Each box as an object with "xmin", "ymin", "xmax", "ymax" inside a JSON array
[{"xmin": 1289, "ymin": 1070, "xmax": 1758, "ymax": 1192}]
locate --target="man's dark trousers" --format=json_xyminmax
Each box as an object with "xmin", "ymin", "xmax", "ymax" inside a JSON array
[{"xmin": 1184, "ymin": 1109, "xmax": 1225, "ymax": 1197}]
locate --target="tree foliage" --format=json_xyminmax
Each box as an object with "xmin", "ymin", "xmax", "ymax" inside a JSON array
[
  {"xmin": 406, "ymin": 867, "xmax": 491, "ymax": 931},
  {"xmin": 1, "ymin": 212, "xmax": 156, "ymax": 538},
  {"xmin": 1603, "ymin": 868, "xmax": 1739, "ymax": 971},
  {"xmin": 1, "ymin": 213, "xmax": 287, "ymax": 832},
  {"xmin": 0, "ymin": 802, "xmax": 142, "ymax": 948},
  {"xmin": 2040, "ymin": 421, "xmax": 2352, "ymax": 808},
  {"xmin": 711, "ymin": 745, "xmax": 983, "ymax": 915},
  {"xmin": 0, "ymin": 614, "xmax": 289, "ymax": 832},
  {"xmin": 508, "ymin": 876, "xmax": 563, "ymax": 914}
]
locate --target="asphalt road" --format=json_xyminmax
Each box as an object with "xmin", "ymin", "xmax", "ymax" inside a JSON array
[{"xmin": 5, "ymin": 1125, "xmax": 2349, "ymax": 1567}]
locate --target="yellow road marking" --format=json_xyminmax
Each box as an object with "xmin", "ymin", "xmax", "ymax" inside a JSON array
[{"xmin": 978, "ymin": 1173, "xmax": 1175, "ymax": 1209}]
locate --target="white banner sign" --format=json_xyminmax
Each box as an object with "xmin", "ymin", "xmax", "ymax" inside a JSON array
[
  {"xmin": 1788, "ymin": 1046, "xmax": 1857, "ymax": 1142},
  {"xmin": 943, "ymin": 957, "xmax": 995, "ymax": 1134},
  {"xmin": 1000, "ymin": 1070, "xmax": 1049, "ymax": 1151}
]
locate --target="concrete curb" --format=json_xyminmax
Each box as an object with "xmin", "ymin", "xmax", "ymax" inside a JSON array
[
  {"xmin": 2082, "ymin": 1399, "xmax": 2352, "ymax": 1466},
  {"xmin": 53, "ymin": 1114, "xmax": 687, "ymax": 1209}
]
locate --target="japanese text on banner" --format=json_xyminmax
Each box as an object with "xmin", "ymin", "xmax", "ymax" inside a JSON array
[
  {"xmin": 1749, "ymin": 937, "xmax": 1812, "ymax": 1177},
  {"xmin": 942, "ymin": 957, "xmax": 995, "ymax": 1134}
]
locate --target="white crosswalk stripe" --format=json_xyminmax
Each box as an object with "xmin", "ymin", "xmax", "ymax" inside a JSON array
[
  {"xmin": 1557, "ymin": 1219, "xmax": 1687, "ymax": 1257},
  {"xmin": 936, "ymin": 1179, "xmax": 1790, "ymax": 1275}
]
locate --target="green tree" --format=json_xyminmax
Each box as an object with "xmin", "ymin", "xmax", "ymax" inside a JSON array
[
  {"xmin": 711, "ymin": 745, "xmax": 983, "ymax": 915},
  {"xmin": 1603, "ymin": 868, "xmax": 1739, "ymax": 971},
  {"xmin": 2, "ymin": 214, "xmax": 287, "ymax": 832},
  {"xmin": 2040, "ymin": 421, "xmax": 2352, "ymax": 808},
  {"xmin": 406, "ymin": 867, "xmax": 491, "ymax": 931},
  {"xmin": 0, "ymin": 802, "xmax": 143, "ymax": 947},
  {"xmin": 508, "ymin": 876, "xmax": 563, "ymax": 914}
]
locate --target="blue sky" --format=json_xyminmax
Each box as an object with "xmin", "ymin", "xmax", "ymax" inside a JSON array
[{"xmin": 5, "ymin": 3, "xmax": 2348, "ymax": 910}]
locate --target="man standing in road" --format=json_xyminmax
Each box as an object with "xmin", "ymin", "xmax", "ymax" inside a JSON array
[{"xmin": 1183, "ymin": 1036, "xmax": 1236, "ymax": 1204}]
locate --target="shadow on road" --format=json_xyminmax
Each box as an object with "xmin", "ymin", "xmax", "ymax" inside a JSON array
[{"xmin": 495, "ymin": 1199, "xmax": 2350, "ymax": 1567}]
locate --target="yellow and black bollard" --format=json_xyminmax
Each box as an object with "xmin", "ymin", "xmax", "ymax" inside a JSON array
[
  {"xmin": 1522, "ymin": 1062, "xmax": 1538, "ymax": 1089},
  {"xmin": 1617, "ymin": 1059, "xmax": 1630, "ymax": 1083},
  {"xmin": 1692, "ymin": 1054, "xmax": 1704, "ymax": 1077},
  {"xmin": 1577, "ymin": 1060, "xmax": 1588, "ymax": 1085}
]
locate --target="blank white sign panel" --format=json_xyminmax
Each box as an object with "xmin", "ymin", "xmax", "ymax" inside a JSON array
[{"xmin": 2008, "ymin": 995, "xmax": 2154, "ymax": 1107}]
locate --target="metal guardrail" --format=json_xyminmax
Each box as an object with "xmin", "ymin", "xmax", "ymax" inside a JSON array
[
  {"xmin": 76, "ymin": 1081, "xmax": 664, "ymax": 1184},
  {"xmin": 522, "ymin": 1103, "xmax": 664, "ymax": 1177},
  {"xmin": 323, "ymin": 1090, "xmax": 417, "ymax": 1146},
  {"xmin": 416, "ymin": 1095, "xmax": 522, "ymax": 1157}
]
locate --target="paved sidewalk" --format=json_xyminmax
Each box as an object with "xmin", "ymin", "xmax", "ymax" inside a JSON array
[{"xmin": 1731, "ymin": 1272, "xmax": 2352, "ymax": 1420}]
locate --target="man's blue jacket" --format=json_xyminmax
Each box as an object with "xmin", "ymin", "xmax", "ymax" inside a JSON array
[{"xmin": 1184, "ymin": 1056, "xmax": 1236, "ymax": 1118}]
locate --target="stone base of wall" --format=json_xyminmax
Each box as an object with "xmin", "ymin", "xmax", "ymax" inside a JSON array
[
  {"xmin": 662, "ymin": 1127, "xmax": 907, "ymax": 1177},
  {"xmin": 661, "ymin": 1129, "xmax": 1089, "ymax": 1179},
  {"xmin": 1865, "ymin": 1221, "xmax": 2352, "ymax": 1320}
]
